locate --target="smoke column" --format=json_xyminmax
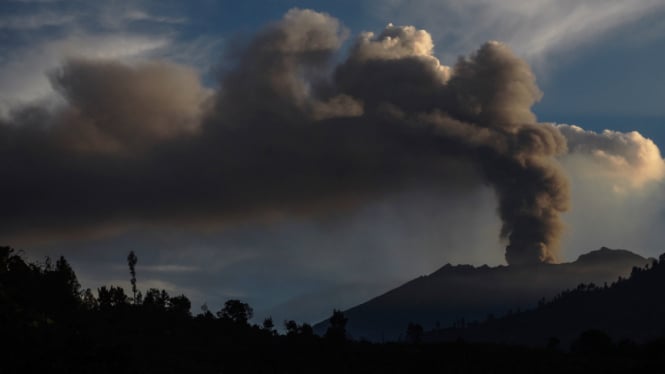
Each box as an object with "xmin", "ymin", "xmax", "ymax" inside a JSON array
[{"xmin": 217, "ymin": 12, "xmax": 571, "ymax": 264}]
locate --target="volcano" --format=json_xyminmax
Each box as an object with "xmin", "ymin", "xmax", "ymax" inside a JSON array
[{"xmin": 314, "ymin": 247, "xmax": 653, "ymax": 341}]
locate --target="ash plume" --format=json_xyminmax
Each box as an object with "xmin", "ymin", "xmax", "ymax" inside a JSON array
[
  {"xmin": 333, "ymin": 28, "xmax": 569, "ymax": 264},
  {"xmin": 2, "ymin": 9, "xmax": 659, "ymax": 265}
]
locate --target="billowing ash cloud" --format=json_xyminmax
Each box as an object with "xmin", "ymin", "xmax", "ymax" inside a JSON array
[
  {"xmin": 213, "ymin": 9, "xmax": 571, "ymax": 265},
  {"xmin": 50, "ymin": 60, "xmax": 210, "ymax": 153},
  {"xmin": 0, "ymin": 9, "xmax": 660, "ymax": 265}
]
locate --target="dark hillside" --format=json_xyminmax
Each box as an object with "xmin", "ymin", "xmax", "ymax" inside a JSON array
[
  {"xmin": 427, "ymin": 252, "xmax": 665, "ymax": 347},
  {"xmin": 316, "ymin": 247, "xmax": 652, "ymax": 340}
]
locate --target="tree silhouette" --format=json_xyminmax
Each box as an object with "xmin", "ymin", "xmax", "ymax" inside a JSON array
[
  {"xmin": 127, "ymin": 251, "xmax": 138, "ymax": 304},
  {"xmin": 0, "ymin": 246, "xmax": 11, "ymax": 270},
  {"xmin": 81, "ymin": 288, "xmax": 98, "ymax": 310},
  {"xmin": 571, "ymin": 330, "xmax": 614, "ymax": 354},
  {"xmin": 49, "ymin": 256, "xmax": 81, "ymax": 312},
  {"xmin": 98, "ymin": 285, "xmax": 129, "ymax": 309},
  {"xmin": 284, "ymin": 320, "xmax": 299, "ymax": 337},
  {"xmin": 283, "ymin": 320, "xmax": 315, "ymax": 340},
  {"xmin": 299, "ymin": 323, "xmax": 314, "ymax": 338},
  {"xmin": 406, "ymin": 323, "xmax": 424, "ymax": 344},
  {"xmin": 144, "ymin": 288, "xmax": 170, "ymax": 311},
  {"xmin": 200, "ymin": 303, "xmax": 215, "ymax": 319},
  {"xmin": 262, "ymin": 317, "xmax": 276, "ymax": 335},
  {"xmin": 55, "ymin": 256, "xmax": 80, "ymax": 294},
  {"xmin": 325, "ymin": 309, "xmax": 348, "ymax": 343},
  {"xmin": 169, "ymin": 294, "xmax": 191, "ymax": 316},
  {"xmin": 217, "ymin": 299, "xmax": 253, "ymax": 325}
]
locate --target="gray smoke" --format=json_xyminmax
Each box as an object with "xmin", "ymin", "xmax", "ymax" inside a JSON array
[{"xmin": 0, "ymin": 9, "xmax": 575, "ymax": 265}]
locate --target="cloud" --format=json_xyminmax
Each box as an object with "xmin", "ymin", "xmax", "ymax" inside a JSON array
[
  {"xmin": 7, "ymin": 0, "xmax": 63, "ymax": 3},
  {"xmin": 98, "ymin": 5, "xmax": 188, "ymax": 29},
  {"xmin": 0, "ymin": 12, "xmax": 77, "ymax": 30},
  {"xmin": 0, "ymin": 1, "xmax": 200, "ymax": 116},
  {"xmin": 4, "ymin": 5, "xmax": 663, "ymax": 326},
  {"xmin": 122, "ymin": 10, "xmax": 187, "ymax": 25},
  {"xmin": 1, "ymin": 8, "xmax": 662, "ymax": 269},
  {"xmin": 369, "ymin": 0, "xmax": 665, "ymax": 69},
  {"xmin": 0, "ymin": 34, "xmax": 171, "ymax": 116},
  {"xmin": 541, "ymin": 123, "xmax": 665, "ymax": 259},
  {"xmin": 557, "ymin": 124, "xmax": 665, "ymax": 190},
  {"xmin": 0, "ymin": 9, "xmax": 572, "ymax": 266},
  {"xmin": 8, "ymin": 0, "xmax": 62, "ymax": 3},
  {"xmin": 50, "ymin": 59, "xmax": 210, "ymax": 153},
  {"xmin": 112, "ymin": 264, "xmax": 199, "ymax": 273}
]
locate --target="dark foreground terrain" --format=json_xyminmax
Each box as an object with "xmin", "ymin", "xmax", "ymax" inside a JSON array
[{"xmin": 2, "ymin": 246, "xmax": 665, "ymax": 373}]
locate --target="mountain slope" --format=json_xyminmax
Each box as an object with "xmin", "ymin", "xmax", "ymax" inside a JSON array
[
  {"xmin": 315, "ymin": 247, "xmax": 652, "ymax": 341},
  {"xmin": 427, "ymin": 252, "xmax": 665, "ymax": 346}
]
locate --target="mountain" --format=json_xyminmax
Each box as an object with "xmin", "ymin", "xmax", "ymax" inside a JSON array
[
  {"xmin": 427, "ymin": 251, "xmax": 665, "ymax": 347},
  {"xmin": 257, "ymin": 280, "xmax": 401, "ymax": 327},
  {"xmin": 314, "ymin": 247, "xmax": 653, "ymax": 341}
]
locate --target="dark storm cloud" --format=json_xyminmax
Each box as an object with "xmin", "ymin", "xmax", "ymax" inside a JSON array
[{"xmin": 7, "ymin": 8, "xmax": 651, "ymax": 265}]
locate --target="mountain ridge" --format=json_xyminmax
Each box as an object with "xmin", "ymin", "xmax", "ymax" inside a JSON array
[
  {"xmin": 315, "ymin": 247, "xmax": 653, "ymax": 341},
  {"xmin": 426, "ymin": 251, "xmax": 665, "ymax": 346}
]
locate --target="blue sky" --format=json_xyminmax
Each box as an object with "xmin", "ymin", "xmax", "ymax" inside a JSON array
[{"xmin": 2, "ymin": 0, "xmax": 665, "ymax": 324}]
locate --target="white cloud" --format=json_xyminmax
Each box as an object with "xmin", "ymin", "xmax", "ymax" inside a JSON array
[
  {"xmin": 553, "ymin": 123, "xmax": 665, "ymax": 259},
  {"xmin": 557, "ymin": 124, "xmax": 665, "ymax": 190}
]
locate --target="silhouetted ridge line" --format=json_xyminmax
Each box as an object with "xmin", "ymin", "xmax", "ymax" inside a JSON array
[
  {"xmin": 426, "ymin": 252, "xmax": 665, "ymax": 346},
  {"xmin": 2, "ymin": 246, "xmax": 665, "ymax": 372},
  {"xmin": 314, "ymin": 247, "xmax": 652, "ymax": 341}
]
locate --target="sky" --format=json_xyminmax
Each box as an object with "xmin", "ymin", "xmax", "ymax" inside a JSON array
[{"xmin": 1, "ymin": 0, "xmax": 665, "ymax": 325}]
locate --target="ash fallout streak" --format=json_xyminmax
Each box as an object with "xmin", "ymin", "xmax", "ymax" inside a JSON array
[{"xmin": 0, "ymin": 9, "xmax": 659, "ymax": 265}]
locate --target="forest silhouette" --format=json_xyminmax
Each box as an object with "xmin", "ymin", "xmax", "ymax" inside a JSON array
[{"xmin": 2, "ymin": 245, "xmax": 665, "ymax": 373}]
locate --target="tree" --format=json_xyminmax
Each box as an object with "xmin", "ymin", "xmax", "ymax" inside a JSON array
[
  {"xmin": 98, "ymin": 286, "xmax": 129, "ymax": 309},
  {"xmin": 299, "ymin": 323, "xmax": 314, "ymax": 338},
  {"xmin": 325, "ymin": 309, "xmax": 348, "ymax": 342},
  {"xmin": 283, "ymin": 320, "xmax": 314, "ymax": 339},
  {"xmin": 169, "ymin": 295, "xmax": 191, "ymax": 316},
  {"xmin": 143, "ymin": 288, "xmax": 170, "ymax": 311},
  {"xmin": 571, "ymin": 329, "xmax": 614, "ymax": 354},
  {"xmin": 217, "ymin": 299, "xmax": 253, "ymax": 325},
  {"xmin": 55, "ymin": 256, "xmax": 81, "ymax": 297},
  {"xmin": 200, "ymin": 303, "xmax": 214, "ymax": 319},
  {"xmin": 127, "ymin": 251, "xmax": 138, "ymax": 304},
  {"xmin": 81, "ymin": 288, "xmax": 98, "ymax": 310},
  {"xmin": 284, "ymin": 320, "xmax": 299, "ymax": 336},
  {"xmin": 50, "ymin": 256, "xmax": 81, "ymax": 312},
  {"xmin": 262, "ymin": 317, "xmax": 276, "ymax": 335},
  {"xmin": 0, "ymin": 246, "xmax": 12, "ymax": 272},
  {"xmin": 406, "ymin": 323, "xmax": 424, "ymax": 344}
]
